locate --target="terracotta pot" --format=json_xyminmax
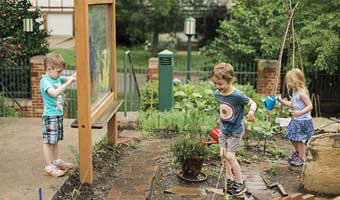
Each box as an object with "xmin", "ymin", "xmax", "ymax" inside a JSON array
[{"xmin": 182, "ymin": 157, "xmax": 204, "ymax": 179}]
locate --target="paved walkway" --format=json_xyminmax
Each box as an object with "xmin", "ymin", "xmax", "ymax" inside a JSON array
[
  {"xmin": 0, "ymin": 112, "xmax": 137, "ymax": 200},
  {"xmin": 103, "ymin": 137, "xmax": 276, "ymax": 200}
]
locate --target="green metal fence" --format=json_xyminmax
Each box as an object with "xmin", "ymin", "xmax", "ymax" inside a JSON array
[
  {"xmin": 0, "ymin": 57, "xmax": 257, "ymax": 117},
  {"xmin": 0, "ymin": 59, "xmax": 31, "ymax": 117}
]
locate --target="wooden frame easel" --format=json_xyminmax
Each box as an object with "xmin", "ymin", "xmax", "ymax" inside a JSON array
[{"xmin": 75, "ymin": 0, "xmax": 119, "ymax": 184}]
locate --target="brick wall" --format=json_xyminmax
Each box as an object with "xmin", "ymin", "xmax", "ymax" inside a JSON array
[
  {"xmin": 148, "ymin": 57, "xmax": 158, "ymax": 81},
  {"xmin": 256, "ymin": 59, "xmax": 280, "ymax": 95},
  {"xmin": 28, "ymin": 56, "xmax": 45, "ymax": 117}
]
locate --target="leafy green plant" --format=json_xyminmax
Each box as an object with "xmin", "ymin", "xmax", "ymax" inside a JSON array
[
  {"xmin": 138, "ymin": 110, "xmax": 216, "ymax": 136},
  {"xmin": 202, "ymin": 0, "xmax": 340, "ymax": 74},
  {"xmin": 171, "ymin": 134, "xmax": 209, "ymax": 165},
  {"xmin": 245, "ymin": 115, "xmax": 279, "ymax": 154},
  {"xmin": 140, "ymin": 81, "xmax": 159, "ymax": 111},
  {"xmin": 63, "ymin": 188, "xmax": 81, "ymax": 200},
  {"xmin": 266, "ymin": 146, "xmax": 284, "ymax": 160}
]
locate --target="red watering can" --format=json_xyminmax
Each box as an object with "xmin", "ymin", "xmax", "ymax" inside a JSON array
[{"xmin": 201, "ymin": 127, "xmax": 219, "ymax": 145}]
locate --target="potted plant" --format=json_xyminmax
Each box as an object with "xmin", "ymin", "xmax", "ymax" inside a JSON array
[{"xmin": 171, "ymin": 134, "xmax": 209, "ymax": 179}]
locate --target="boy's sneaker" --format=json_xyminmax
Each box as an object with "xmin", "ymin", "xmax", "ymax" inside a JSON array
[
  {"xmin": 52, "ymin": 159, "xmax": 73, "ymax": 171},
  {"xmin": 289, "ymin": 155, "xmax": 304, "ymax": 167},
  {"xmin": 288, "ymin": 151, "xmax": 298, "ymax": 161},
  {"xmin": 223, "ymin": 179, "xmax": 236, "ymax": 194},
  {"xmin": 44, "ymin": 165, "xmax": 65, "ymax": 177},
  {"xmin": 229, "ymin": 182, "xmax": 247, "ymax": 196}
]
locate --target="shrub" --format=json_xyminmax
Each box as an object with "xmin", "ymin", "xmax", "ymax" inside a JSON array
[
  {"xmin": 0, "ymin": 0, "xmax": 49, "ymax": 62},
  {"xmin": 171, "ymin": 134, "xmax": 209, "ymax": 165}
]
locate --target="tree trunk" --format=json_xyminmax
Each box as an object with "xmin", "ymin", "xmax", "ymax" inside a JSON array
[{"xmin": 151, "ymin": 30, "xmax": 159, "ymax": 57}]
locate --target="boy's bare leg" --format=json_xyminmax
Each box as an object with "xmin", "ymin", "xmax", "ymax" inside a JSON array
[
  {"xmin": 43, "ymin": 144, "xmax": 53, "ymax": 165},
  {"xmin": 226, "ymin": 152, "xmax": 242, "ymax": 183},
  {"xmin": 220, "ymin": 148, "xmax": 233, "ymax": 179},
  {"xmin": 51, "ymin": 144, "xmax": 59, "ymax": 161}
]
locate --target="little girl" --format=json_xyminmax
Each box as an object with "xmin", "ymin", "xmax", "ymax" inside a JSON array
[{"xmin": 278, "ymin": 68, "xmax": 315, "ymax": 166}]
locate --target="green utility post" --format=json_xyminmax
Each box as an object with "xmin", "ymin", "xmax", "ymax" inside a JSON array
[
  {"xmin": 158, "ymin": 50, "xmax": 173, "ymax": 111},
  {"xmin": 186, "ymin": 35, "xmax": 192, "ymax": 82}
]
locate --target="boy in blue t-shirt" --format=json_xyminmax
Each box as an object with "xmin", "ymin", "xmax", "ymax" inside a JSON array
[
  {"xmin": 40, "ymin": 53, "xmax": 76, "ymax": 177},
  {"xmin": 212, "ymin": 63, "xmax": 257, "ymax": 196}
]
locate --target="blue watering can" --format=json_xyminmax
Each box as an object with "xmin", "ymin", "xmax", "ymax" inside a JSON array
[{"xmin": 261, "ymin": 96, "xmax": 277, "ymax": 110}]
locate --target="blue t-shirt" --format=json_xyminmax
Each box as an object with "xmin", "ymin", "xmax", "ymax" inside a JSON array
[
  {"xmin": 40, "ymin": 75, "xmax": 66, "ymax": 116},
  {"xmin": 215, "ymin": 89, "xmax": 250, "ymax": 135}
]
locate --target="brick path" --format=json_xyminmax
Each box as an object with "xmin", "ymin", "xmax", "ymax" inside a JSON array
[
  {"xmin": 243, "ymin": 162, "xmax": 275, "ymax": 200},
  {"xmin": 106, "ymin": 136, "xmax": 279, "ymax": 200},
  {"xmin": 106, "ymin": 139, "xmax": 169, "ymax": 200}
]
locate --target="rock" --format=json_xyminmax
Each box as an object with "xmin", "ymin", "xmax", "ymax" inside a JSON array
[{"xmin": 303, "ymin": 133, "xmax": 340, "ymax": 195}]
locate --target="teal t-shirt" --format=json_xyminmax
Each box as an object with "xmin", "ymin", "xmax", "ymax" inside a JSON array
[
  {"xmin": 215, "ymin": 89, "xmax": 250, "ymax": 135},
  {"xmin": 40, "ymin": 75, "xmax": 66, "ymax": 116}
]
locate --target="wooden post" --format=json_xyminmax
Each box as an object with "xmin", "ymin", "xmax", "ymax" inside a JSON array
[
  {"xmin": 75, "ymin": 0, "xmax": 93, "ymax": 183},
  {"xmin": 108, "ymin": 114, "xmax": 117, "ymax": 144},
  {"xmin": 75, "ymin": 0, "xmax": 117, "ymax": 184},
  {"xmin": 107, "ymin": 0, "xmax": 117, "ymax": 145}
]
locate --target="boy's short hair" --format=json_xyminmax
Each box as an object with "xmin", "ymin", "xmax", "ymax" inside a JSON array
[
  {"xmin": 212, "ymin": 62, "xmax": 235, "ymax": 82},
  {"xmin": 44, "ymin": 53, "xmax": 65, "ymax": 70}
]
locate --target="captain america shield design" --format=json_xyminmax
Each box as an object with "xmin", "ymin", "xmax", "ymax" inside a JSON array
[{"xmin": 220, "ymin": 102, "xmax": 235, "ymax": 121}]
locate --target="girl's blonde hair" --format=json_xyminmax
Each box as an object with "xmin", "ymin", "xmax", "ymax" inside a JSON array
[
  {"xmin": 285, "ymin": 68, "xmax": 309, "ymax": 95},
  {"xmin": 212, "ymin": 62, "xmax": 236, "ymax": 82},
  {"xmin": 44, "ymin": 53, "xmax": 65, "ymax": 70}
]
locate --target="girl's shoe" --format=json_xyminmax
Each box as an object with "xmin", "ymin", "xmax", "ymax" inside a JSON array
[
  {"xmin": 289, "ymin": 155, "xmax": 304, "ymax": 167},
  {"xmin": 52, "ymin": 159, "xmax": 73, "ymax": 171},
  {"xmin": 288, "ymin": 151, "xmax": 298, "ymax": 161},
  {"xmin": 44, "ymin": 165, "xmax": 65, "ymax": 177}
]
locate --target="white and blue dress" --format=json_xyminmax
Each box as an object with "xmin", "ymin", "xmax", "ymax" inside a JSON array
[{"xmin": 285, "ymin": 91, "xmax": 315, "ymax": 142}]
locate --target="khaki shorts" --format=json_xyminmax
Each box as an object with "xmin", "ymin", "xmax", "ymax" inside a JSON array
[{"xmin": 219, "ymin": 133, "xmax": 242, "ymax": 152}]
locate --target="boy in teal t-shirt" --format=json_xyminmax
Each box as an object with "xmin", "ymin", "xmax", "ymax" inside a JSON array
[{"xmin": 40, "ymin": 53, "xmax": 76, "ymax": 177}]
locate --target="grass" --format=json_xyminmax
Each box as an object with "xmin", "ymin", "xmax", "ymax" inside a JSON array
[{"xmin": 50, "ymin": 47, "xmax": 210, "ymax": 71}]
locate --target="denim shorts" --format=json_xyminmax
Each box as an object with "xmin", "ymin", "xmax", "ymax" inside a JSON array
[
  {"xmin": 42, "ymin": 115, "xmax": 64, "ymax": 144},
  {"xmin": 219, "ymin": 133, "xmax": 242, "ymax": 152}
]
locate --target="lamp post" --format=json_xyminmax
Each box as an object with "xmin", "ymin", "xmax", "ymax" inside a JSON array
[{"xmin": 184, "ymin": 16, "xmax": 195, "ymax": 83}]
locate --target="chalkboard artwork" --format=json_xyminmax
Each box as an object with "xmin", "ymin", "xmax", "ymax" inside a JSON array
[{"xmin": 88, "ymin": 4, "xmax": 112, "ymax": 109}]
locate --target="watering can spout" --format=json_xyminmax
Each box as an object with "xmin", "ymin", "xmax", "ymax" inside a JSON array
[{"xmin": 262, "ymin": 96, "xmax": 277, "ymax": 110}]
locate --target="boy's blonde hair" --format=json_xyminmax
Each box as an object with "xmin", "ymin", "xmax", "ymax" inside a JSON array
[
  {"xmin": 285, "ymin": 68, "xmax": 309, "ymax": 94},
  {"xmin": 44, "ymin": 53, "xmax": 65, "ymax": 70},
  {"xmin": 212, "ymin": 62, "xmax": 235, "ymax": 82}
]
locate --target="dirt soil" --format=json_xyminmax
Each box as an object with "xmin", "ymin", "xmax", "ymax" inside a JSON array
[{"xmin": 53, "ymin": 143, "xmax": 130, "ymax": 200}]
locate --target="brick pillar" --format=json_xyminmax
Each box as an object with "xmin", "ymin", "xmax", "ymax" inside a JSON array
[
  {"xmin": 256, "ymin": 59, "xmax": 280, "ymax": 95},
  {"xmin": 148, "ymin": 57, "xmax": 158, "ymax": 81},
  {"xmin": 30, "ymin": 56, "xmax": 45, "ymax": 118}
]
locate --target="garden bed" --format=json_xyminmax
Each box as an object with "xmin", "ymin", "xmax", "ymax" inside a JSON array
[{"xmin": 53, "ymin": 143, "xmax": 130, "ymax": 200}]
